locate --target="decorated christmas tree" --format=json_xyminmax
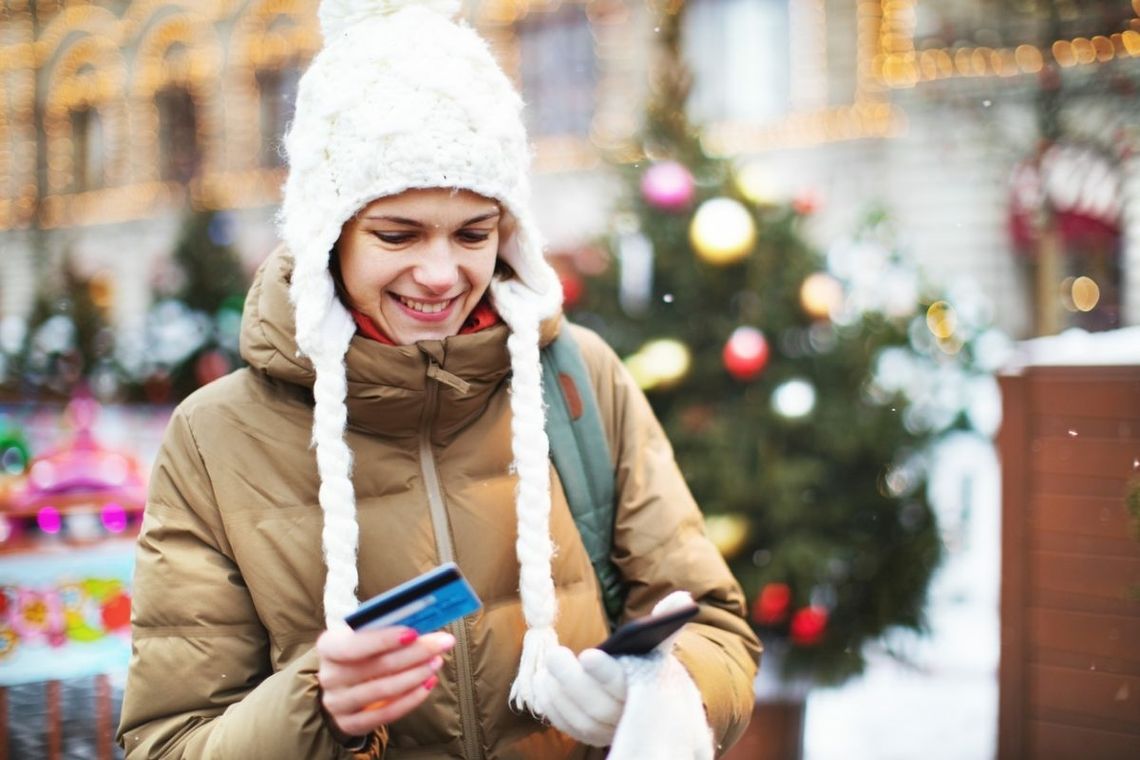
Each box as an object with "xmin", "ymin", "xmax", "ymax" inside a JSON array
[
  {"xmin": 561, "ymin": 4, "xmax": 966, "ymax": 684},
  {"xmin": 2, "ymin": 253, "xmax": 118, "ymax": 401},
  {"xmin": 1, "ymin": 210, "xmax": 250, "ymax": 404},
  {"xmin": 131, "ymin": 208, "xmax": 250, "ymax": 402}
]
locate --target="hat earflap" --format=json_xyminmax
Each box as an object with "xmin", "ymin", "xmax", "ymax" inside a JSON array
[
  {"xmin": 291, "ymin": 252, "xmax": 363, "ymax": 625},
  {"xmin": 491, "ymin": 277, "xmax": 560, "ymax": 713}
]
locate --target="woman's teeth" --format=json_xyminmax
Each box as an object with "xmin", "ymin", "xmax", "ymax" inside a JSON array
[{"xmin": 398, "ymin": 295, "xmax": 451, "ymax": 314}]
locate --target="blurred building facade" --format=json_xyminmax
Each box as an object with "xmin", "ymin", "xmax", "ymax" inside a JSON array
[{"xmin": 0, "ymin": 0, "xmax": 1137, "ymax": 340}]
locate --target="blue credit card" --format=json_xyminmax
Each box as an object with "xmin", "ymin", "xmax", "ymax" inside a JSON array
[{"xmin": 344, "ymin": 562, "xmax": 482, "ymax": 634}]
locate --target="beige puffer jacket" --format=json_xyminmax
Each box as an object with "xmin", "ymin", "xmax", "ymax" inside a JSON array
[{"xmin": 118, "ymin": 248, "xmax": 760, "ymax": 759}]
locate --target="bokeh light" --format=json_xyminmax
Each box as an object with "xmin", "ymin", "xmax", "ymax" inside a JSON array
[
  {"xmin": 1071, "ymin": 276, "xmax": 1100, "ymax": 312},
  {"xmin": 771, "ymin": 378, "xmax": 817, "ymax": 419},
  {"xmin": 704, "ymin": 513, "xmax": 751, "ymax": 559},
  {"xmin": 734, "ymin": 162, "xmax": 783, "ymax": 205},
  {"xmin": 925, "ymin": 301, "xmax": 957, "ymax": 339},
  {"xmin": 800, "ymin": 272, "xmax": 844, "ymax": 320},
  {"xmin": 37, "ymin": 506, "xmax": 62, "ymax": 535},
  {"xmin": 625, "ymin": 338, "xmax": 692, "ymax": 391},
  {"xmin": 102, "ymin": 502, "xmax": 129, "ymax": 533},
  {"xmin": 1014, "ymin": 44, "xmax": 1043, "ymax": 73},
  {"xmin": 689, "ymin": 198, "xmax": 756, "ymax": 265}
]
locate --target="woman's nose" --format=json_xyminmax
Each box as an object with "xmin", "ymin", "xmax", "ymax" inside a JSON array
[{"xmin": 413, "ymin": 239, "xmax": 460, "ymax": 293}]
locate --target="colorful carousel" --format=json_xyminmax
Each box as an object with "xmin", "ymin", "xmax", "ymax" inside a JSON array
[{"xmin": 0, "ymin": 395, "xmax": 149, "ymax": 759}]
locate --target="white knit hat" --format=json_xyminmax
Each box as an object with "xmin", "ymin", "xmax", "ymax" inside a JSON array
[{"xmin": 279, "ymin": 0, "xmax": 564, "ymax": 712}]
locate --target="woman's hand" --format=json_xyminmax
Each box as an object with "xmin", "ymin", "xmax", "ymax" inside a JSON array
[
  {"xmin": 317, "ymin": 624, "xmax": 456, "ymax": 739},
  {"xmin": 534, "ymin": 646, "xmax": 627, "ymax": 746}
]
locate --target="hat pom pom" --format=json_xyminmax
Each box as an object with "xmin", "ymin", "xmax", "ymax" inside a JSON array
[{"xmin": 319, "ymin": 0, "xmax": 462, "ymax": 39}]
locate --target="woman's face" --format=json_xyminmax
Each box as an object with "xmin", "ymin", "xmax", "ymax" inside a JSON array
[{"xmin": 336, "ymin": 188, "xmax": 501, "ymax": 345}]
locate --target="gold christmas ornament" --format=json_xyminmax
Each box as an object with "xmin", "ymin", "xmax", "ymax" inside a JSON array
[
  {"xmin": 689, "ymin": 198, "xmax": 756, "ymax": 266},
  {"xmin": 703, "ymin": 513, "xmax": 751, "ymax": 559},
  {"xmin": 799, "ymin": 272, "xmax": 844, "ymax": 320},
  {"xmin": 734, "ymin": 162, "xmax": 783, "ymax": 206},
  {"xmin": 925, "ymin": 301, "xmax": 957, "ymax": 339},
  {"xmin": 624, "ymin": 338, "xmax": 692, "ymax": 391}
]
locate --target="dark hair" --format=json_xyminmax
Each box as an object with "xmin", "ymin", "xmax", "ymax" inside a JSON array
[{"xmin": 328, "ymin": 247, "xmax": 353, "ymax": 309}]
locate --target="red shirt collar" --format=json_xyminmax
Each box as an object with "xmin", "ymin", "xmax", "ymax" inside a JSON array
[{"xmin": 351, "ymin": 298, "xmax": 501, "ymax": 345}]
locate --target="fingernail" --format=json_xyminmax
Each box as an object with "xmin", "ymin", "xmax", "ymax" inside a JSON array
[
  {"xmin": 430, "ymin": 655, "xmax": 444, "ymax": 672},
  {"xmin": 439, "ymin": 632, "xmax": 456, "ymax": 649},
  {"xmin": 399, "ymin": 630, "xmax": 419, "ymax": 646},
  {"xmin": 422, "ymin": 675, "xmax": 438, "ymax": 690}
]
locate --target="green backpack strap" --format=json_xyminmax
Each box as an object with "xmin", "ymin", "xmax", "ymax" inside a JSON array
[{"xmin": 541, "ymin": 329, "xmax": 625, "ymax": 628}]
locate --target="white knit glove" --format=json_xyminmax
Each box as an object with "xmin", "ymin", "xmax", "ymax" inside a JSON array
[
  {"xmin": 535, "ymin": 592, "xmax": 714, "ymax": 759},
  {"xmin": 609, "ymin": 591, "xmax": 714, "ymax": 760},
  {"xmin": 534, "ymin": 645, "xmax": 627, "ymax": 746}
]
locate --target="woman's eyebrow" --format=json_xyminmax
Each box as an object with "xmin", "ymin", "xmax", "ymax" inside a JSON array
[
  {"xmin": 362, "ymin": 214, "xmax": 423, "ymax": 226},
  {"xmin": 462, "ymin": 210, "xmax": 502, "ymax": 225},
  {"xmin": 360, "ymin": 209, "xmax": 501, "ymax": 226}
]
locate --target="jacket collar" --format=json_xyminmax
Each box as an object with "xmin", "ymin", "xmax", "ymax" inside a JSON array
[{"xmin": 241, "ymin": 246, "xmax": 545, "ymax": 439}]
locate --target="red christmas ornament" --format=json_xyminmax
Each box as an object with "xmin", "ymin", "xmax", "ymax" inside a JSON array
[
  {"xmin": 723, "ymin": 327, "xmax": 769, "ymax": 381},
  {"xmin": 792, "ymin": 191, "xmax": 821, "ymax": 216},
  {"xmin": 560, "ymin": 270, "xmax": 584, "ymax": 309},
  {"xmin": 752, "ymin": 582, "xmax": 792, "ymax": 626},
  {"xmin": 789, "ymin": 605, "xmax": 829, "ymax": 646}
]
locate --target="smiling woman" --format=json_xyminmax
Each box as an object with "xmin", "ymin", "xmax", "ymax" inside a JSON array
[
  {"xmin": 332, "ymin": 189, "xmax": 501, "ymax": 345},
  {"xmin": 116, "ymin": 1, "xmax": 759, "ymax": 758}
]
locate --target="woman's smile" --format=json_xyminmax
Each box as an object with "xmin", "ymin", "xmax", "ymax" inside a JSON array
[{"xmin": 392, "ymin": 293, "xmax": 459, "ymax": 318}]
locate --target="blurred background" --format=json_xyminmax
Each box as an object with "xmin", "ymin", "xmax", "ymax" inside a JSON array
[{"xmin": 0, "ymin": 1, "xmax": 1138, "ymax": 758}]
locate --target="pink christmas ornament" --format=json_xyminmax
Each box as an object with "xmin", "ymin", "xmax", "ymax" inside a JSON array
[{"xmin": 641, "ymin": 161, "xmax": 696, "ymax": 212}]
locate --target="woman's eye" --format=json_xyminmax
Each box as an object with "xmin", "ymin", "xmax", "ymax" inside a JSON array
[
  {"xmin": 374, "ymin": 232, "xmax": 414, "ymax": 244},
  {"xmin": 457, "ymin": 229, "xmax": 492, "ymax": 243}
]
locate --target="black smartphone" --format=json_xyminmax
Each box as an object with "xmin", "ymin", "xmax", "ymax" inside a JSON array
[{"xmin": 596, "ymin": 601, "xmax": 699, "ymax": 656}]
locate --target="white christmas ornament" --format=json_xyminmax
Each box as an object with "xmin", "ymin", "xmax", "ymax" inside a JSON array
[
  {"xmin": 0, "ymin": 316, "xmax": 26, "ymax": 355},
  {"xmin": 618, "ymin": 229, "xmax": 654, "ymax": 316},
  {"xmin": 771, "ymin": 379, "xmax": 817, "ymax": 419}
]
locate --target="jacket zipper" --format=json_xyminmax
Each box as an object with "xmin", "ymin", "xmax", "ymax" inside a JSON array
[{"xmin": 419, "ymin": 365, "xmax": 484, "ymax": 760}]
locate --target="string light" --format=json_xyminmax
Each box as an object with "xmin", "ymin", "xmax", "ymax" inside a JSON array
[
  {"xmin": 1071, "ymin": 276, "xmax": 1101, "ymax": 312},
  {"xmin": 709, "ymin": 0, "xmax": 911, "ymax": 154},
  {"xmin": 879, "ymin": 3, "xmax": 1140, "ymax": 87},
  {"xmin": 227, "ymin": 1, "xmax": 319, "ymax": 199},
  {"xmin": 18, "ymin": 1, "xmax": 1128, "ymax": 221},
  {"xmin": 1, "ymin": 1, "xmax": 307, "ymax": 229},
  {"xmin": 44, "ymin": 36, "xmax": 126, "ymax": 195},
  {"xmin": 0, "ymin": 9, "xmax": 36, "ymax": 229}
]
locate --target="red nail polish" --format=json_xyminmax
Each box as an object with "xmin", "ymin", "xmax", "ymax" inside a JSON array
[
  {"xmin": 422, "ymin": 675, "xmax": 438, "ymax": 690},
  {"xmin": 399, "ymin": 630, "xmax": 419, "ymax": 646}
]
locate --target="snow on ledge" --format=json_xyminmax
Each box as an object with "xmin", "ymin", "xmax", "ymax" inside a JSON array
[{"xmin": 1008, "ymin": 326, "xmax": 1140, "ymax": 369}]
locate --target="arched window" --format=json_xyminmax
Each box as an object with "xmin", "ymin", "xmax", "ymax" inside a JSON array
[
  {"xmin": 684, "ymin": 0, "xmax": 791, "ymax": 124},
  {"xmin": 69, "ymin": 105, "xmax": 104, "ymax": 192},
  {"xmin": 156, "ymin": 85, "xmax": 199, "ymax": 182},
  {"xmin": 517, "ymin": 5, "xmax": 596, "ymax": 138}
]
